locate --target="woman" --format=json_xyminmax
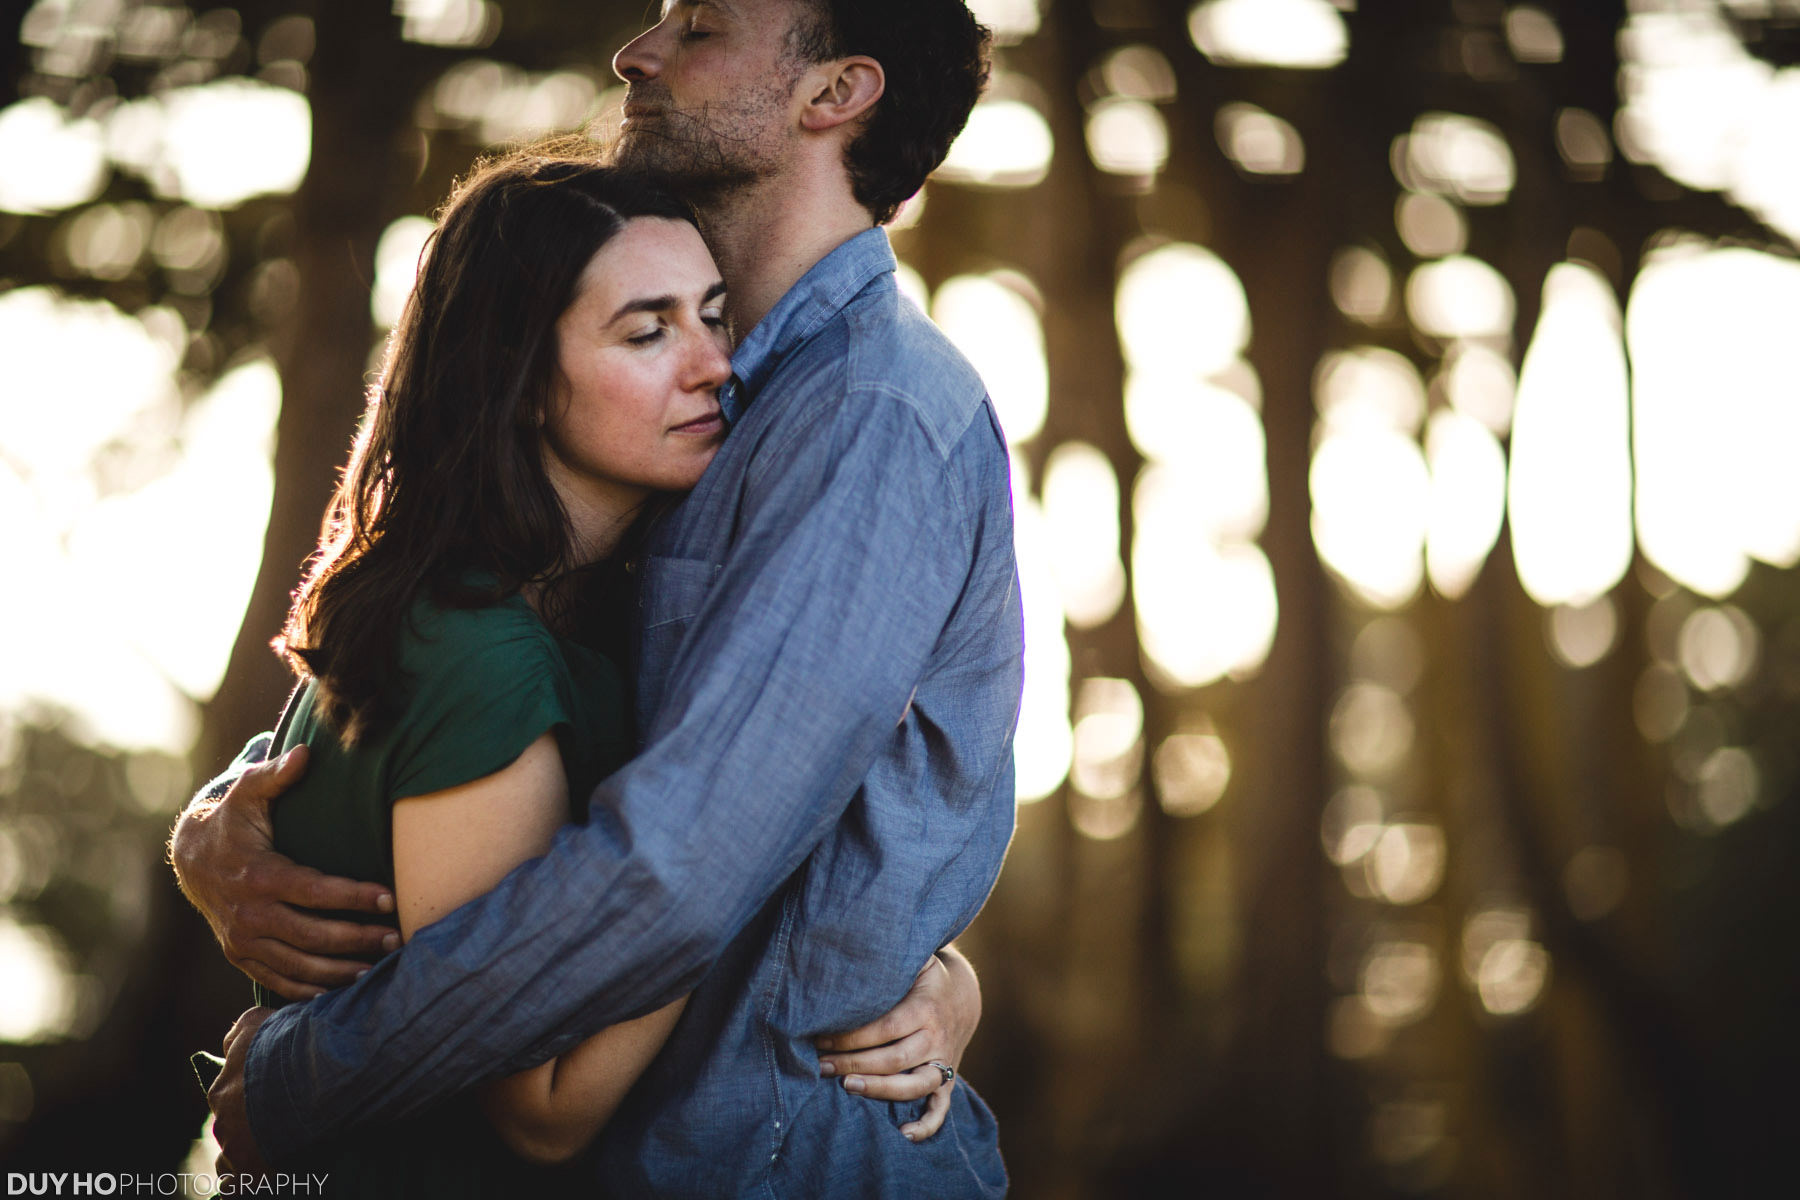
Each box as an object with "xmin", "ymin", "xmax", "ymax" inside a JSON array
[{"xmin": 246, "ymin": 148, "xmax": 976, "ymax": 1195}]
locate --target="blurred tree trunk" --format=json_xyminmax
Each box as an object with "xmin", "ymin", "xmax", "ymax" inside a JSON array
[
  {"xmin": 172, "ymin": 0, "xmax": 437, "ymax": 1134},
  {"xmin": 198, "ymin": 3, "xmax": 431, "ymax": 773}
]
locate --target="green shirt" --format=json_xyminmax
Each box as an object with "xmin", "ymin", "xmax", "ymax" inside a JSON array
[{"xmin": 260, "ymin": 591, "xmax": 632, "ymax": 1198}]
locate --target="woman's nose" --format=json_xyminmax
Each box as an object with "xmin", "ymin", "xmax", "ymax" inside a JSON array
[{"xmin": 689, "ymin": 333, "xmax": 732, "ymax": 392}]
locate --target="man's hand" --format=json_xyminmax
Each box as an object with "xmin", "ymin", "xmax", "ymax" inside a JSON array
[
  {"xmin": 169, "ymin": 746, "xmax": 397, "ymax": 999},
  {"xmin": 210, "ymin": 1006, "xmax": 274, "ymax": 1177},
  {"xmin": 814, "ymin": 945, "xmax": 982, "ymax": 1141}
]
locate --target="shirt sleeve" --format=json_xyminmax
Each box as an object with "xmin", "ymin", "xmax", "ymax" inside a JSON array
[
  {"xmin": 194, "ymin": 732, "xmax": 274, "ymax": 803},
  {"xmin": 386, "ymin": 603, "xmax": 574, "ymax": 802},
  {"xmin": 243, "ymin": 391, "xmax": 978, "ymax": 1161}
]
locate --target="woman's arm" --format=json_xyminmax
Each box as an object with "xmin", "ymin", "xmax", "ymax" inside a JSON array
[{"xmin": 391, "ymin": 733, "xmax": 687, "ymax": 1165}]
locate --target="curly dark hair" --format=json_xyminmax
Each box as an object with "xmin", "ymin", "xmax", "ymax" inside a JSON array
[
  {"xmin": 275, "ymin": 144, "xmax": 696, "ymax": 742},
  {"xmin": 788, "ymin": 0, "xmax": 992, "ymax": 224}
]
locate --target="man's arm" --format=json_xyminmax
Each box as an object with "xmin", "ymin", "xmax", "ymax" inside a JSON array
[
  {"xmin": 170, "ymin": 743, "xmax": 397, "ymax": 998},
  {"xmin": 233, "ymin": 394, "xmax": 992, "ymax": 1163}
]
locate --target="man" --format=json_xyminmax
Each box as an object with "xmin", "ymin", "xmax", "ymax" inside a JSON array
[{"xmin": 172, "ymin": 1, "xmax": 1019, "ymax": 1194}]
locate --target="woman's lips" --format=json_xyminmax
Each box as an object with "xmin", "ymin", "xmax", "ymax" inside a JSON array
[{"xmin": 671, "ymin": 412, "xmax": 724, "ymax": 435}]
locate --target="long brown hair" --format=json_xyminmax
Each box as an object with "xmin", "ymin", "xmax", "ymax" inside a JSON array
[{"xmin": 276, "ymin": 147, "xmax": 698, "ymax": 742}]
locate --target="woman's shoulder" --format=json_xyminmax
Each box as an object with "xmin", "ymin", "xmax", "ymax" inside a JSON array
[
  {"xmin": 400, "ymin": 589, "xmax": 562, "ymax": 677},
  {"xmin": 394, "ymin": 588, "xmax": 630, "ymax": 738}
]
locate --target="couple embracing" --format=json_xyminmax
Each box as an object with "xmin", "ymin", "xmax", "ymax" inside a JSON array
[{"xmin": 168, "ymin": 1, "xmax": 1022, "ymax": 1196}]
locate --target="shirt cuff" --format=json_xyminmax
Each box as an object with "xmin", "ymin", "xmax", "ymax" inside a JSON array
[{"xmin": 242, "ymin": 1001, "xmax": 318, "ymax": 1167}]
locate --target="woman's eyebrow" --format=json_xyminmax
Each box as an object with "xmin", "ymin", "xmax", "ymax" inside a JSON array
[{"xmin": 607, "ymin": 280, "xmax": 728, "ymax": 323}]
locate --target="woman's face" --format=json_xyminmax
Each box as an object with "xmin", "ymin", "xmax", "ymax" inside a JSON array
[{"xmin": 541, "ymin": 216, "xmax": 731, "ymax": 516}]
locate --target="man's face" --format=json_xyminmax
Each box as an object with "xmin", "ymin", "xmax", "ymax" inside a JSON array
[{"xmin": 612, "ymin": 0, "xmax": 814, "ymax": 195}]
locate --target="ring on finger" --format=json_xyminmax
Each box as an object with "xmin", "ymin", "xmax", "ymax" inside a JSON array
[{"xmin": 926, "ymin": 1060, "xmax": 955, "ymax": 1087}]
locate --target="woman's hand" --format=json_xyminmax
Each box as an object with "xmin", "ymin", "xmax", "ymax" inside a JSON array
[{"xmin": 814, "ymin": 945, "xmax": 982, "ymax": 1142}]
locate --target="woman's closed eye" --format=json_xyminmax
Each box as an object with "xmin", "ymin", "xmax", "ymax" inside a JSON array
[{"xmin": 626, "ymin": 323, "xmax": 665, "ymax": 346}]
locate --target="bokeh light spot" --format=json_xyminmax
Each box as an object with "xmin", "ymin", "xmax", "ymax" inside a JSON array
[
  {"xmin": 0, "ymin": 915, "xmax": 76, "ymax": 1042},
  {"xmin": 398, "ymin": 0, "xmax": 501, "ymax": 48},
  {"xmin": 1070, "ymin": 678, "xmax": 1144, "ymax": 801},
  {"xmin": 1042, "ymin": 443, "xmax": 1126, "ymax": 628},
  {"xmin": 1370, "ymin": 823, "xmax": 1447, "ymax": 905},
  {"xmin": 1330, "ymin": 684, "xmax": 1414, "ymax": 777},
  {"xmin": 1086, "ymin": 97, "xmax": 1169, "ymax": 177},
  {"xmin": 1547, "ymin": 596, "xmax": 1619, "ymax": 669},
  {"xmin": 1312, "ymin": 428, "xmax": 1429, "ymax": 609},
  {"xmin": 938, "ymin": 98, "xmax": 1054, "ymax": 189},
  {"xmin": 0, "ymin": 98, "xmax": 108, "ymax": 215},
  {"xmin": 1696, "ymin": 746, "xmax": 1759, "ymax": 828},
  {"xmin": 1331, "ymin": 246, "xmax": 1395, "ymax": 325},
  {"xmin": 1117, "ymin": 243, "xmax": 1250, "ymax": 376},
  {"xmin": 1629, "ymin": 245, "xmax": 1800, "ymax": 595},
  {"xmin": 1555, "ymin": 107, "xmax": 1613, "ymax": 180},
  {"xmin": 1504, "ymin": 6, "xmax": 1565, "ymax": 63},
  {"xmin": 154, "ymin": 78, "xmax": 312, "ymax": 208},
  {"xmin": 1477, "ymin": 939, "xmax": 1551, "ymax": 1015},
  {"xmin": 1425, "ymin": 409, "xmax": 1507, "ymax": 599},
  {"xmin": 968, "ymin": 0, "xmax": 1042, "ymax": 44},
  {"xmin": 1439, "ymin": 343, "xmax": 1517, "ymax": 435},
  {"xmin": 1509, "ymin": 263, "xmax": 1633, "ymax": 607},
  {"xmin": 1677, "ymin": 605, "xmax": 1760, "ymax": 691},
  {"xmin": 372, "ymin": 215, "xmax": 437, "ymax": 330},
  {"xmin": 1395, "ymin": 192, "xmax": 1467, "ymax": 258},
  {"xmin": 1189, "ymin": 0, "xmax": 1349, "ymax": 69},
  {"xmin": 1216, "ymin": 103, "xmax": 1305, "ymax": 176},
  {"xmin": 1360, "ymin": 941, "xmax": 1439, "ymax": 1025},
  {"xmin": 933, "ymin": 272, "xmax": 1048, "ymax": 443},
  {"xmin": 1406, "ymin": 255, "xmax": 1516, "ymax": 339},
  {"xmin": 1154, "ymin": 731, "xmax": 1231, "ymax": 816},
  {"xmin": 1135, "ymin": 468, "xmax": 1279, "ymax": 686},
  {"xmin": 1100, "ymin": 45, "xmax": 1177, "ymax": 102},
  {"xmin": 1321, "ymin": 785, "xmax": 1385, "ymax": 865},
  {"xmin": 1395, "ymin": 113, "xmax": 1516, "ymax": 205}
]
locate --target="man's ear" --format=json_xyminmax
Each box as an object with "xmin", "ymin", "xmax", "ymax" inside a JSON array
[{"xmin": 798, "ymin": 55, "xmax": 884, "ymax": 132}]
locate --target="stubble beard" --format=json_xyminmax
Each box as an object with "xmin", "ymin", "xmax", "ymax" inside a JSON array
[{"xmin": 614, "ymin": 87, "xmax": 794, "ymax": 205}]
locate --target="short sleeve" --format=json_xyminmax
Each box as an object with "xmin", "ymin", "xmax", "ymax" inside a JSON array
[{"xmin": 385, "ymin": 600, "xmax": 575, "ymax": 803}]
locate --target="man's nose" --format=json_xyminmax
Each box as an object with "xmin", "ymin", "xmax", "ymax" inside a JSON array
[{"xmin": 613, "ymin": 26, "xmax": 662, "ymax": 83}]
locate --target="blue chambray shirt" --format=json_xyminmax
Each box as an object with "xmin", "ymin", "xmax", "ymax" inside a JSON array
[{"xmin": 243, "ymin": 228, "xmax": 1024, "ymax": 1197}]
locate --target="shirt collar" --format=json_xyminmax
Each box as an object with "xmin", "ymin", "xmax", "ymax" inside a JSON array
[{"xmin": 720, "ymin": 227, "xmax": 896, "ymax": 425}]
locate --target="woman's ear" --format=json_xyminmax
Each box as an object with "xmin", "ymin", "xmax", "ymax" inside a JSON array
[{"xmin": 798, "ymin": 55, "xmax": 884, "ymax": 133}]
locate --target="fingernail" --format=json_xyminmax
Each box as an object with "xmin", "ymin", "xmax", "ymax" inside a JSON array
[
  {"xmin": 819, "ymin": 1061, "xmax": 836, "ymax": 1077},
  {"xmin": 376, "ymin": 893, "xmax": 395, "ymax": 914},
  {"xmin": 903, "ymin": 1129, "xmax": 917, "ymax": 1142},
  {"xmin": 844, "ymin": 1076, "xmax": 864, "ymax": 1094},
  {"xmin": 355, "ymin": 968, "xmax": 369, "ymax": 979},
  {"xmin": 381, "ymin": 932, "xmax": 400, "ymax": 952}
]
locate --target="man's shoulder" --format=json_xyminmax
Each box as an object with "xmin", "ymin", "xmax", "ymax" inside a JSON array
[{"xmin": 824, "ymin": 284, "xmax": 992, "ymax": 460}]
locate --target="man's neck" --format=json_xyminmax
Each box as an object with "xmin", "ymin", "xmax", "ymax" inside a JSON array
[{"xmin": 697, "ymin": 175, "xmax": 877, "ymax": 336}]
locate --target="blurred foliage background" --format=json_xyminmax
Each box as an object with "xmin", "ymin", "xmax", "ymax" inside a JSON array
[{"xmin": 3, "ymin": 0, "xmax": 1799, "ymax": 1195}]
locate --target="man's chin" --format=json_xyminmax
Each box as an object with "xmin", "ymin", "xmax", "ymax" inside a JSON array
[{"xmin": 613, "ymin": 137, "xmax": 756, "ymax": 202}]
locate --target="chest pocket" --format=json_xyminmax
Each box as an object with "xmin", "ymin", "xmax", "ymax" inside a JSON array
[{"xmin": 637, "ymin": 555, "xmax": 722, "ymax": 710}]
